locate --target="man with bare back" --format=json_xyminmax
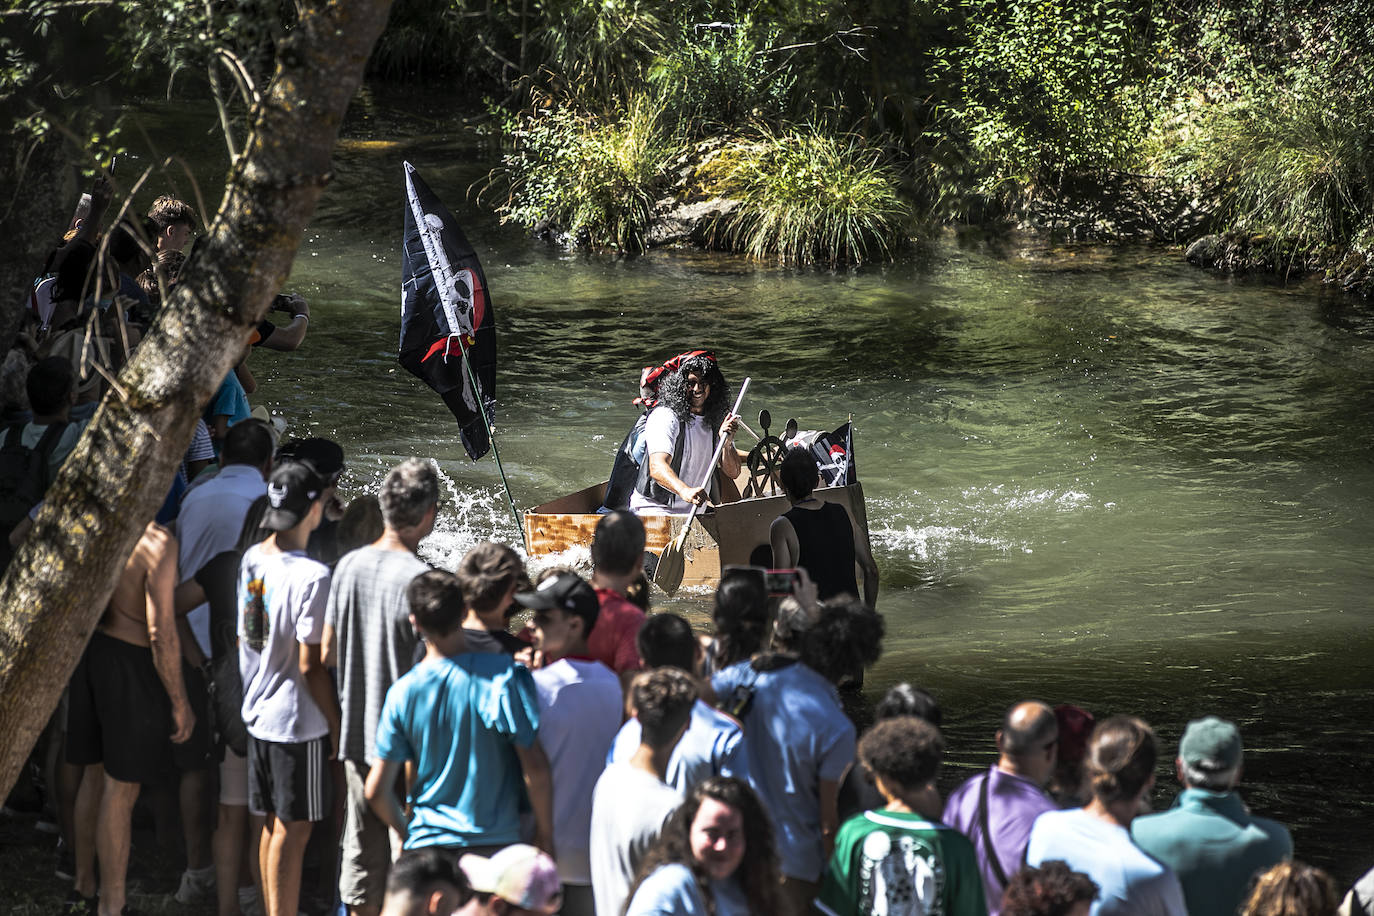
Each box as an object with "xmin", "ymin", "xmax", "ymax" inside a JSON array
[{"xmin": 66, "ymin": 521, "xmax": 197, "ymax": 916}]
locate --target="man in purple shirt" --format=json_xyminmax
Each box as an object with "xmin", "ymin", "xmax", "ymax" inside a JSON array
[{"xmin": 942, "ymin": 701, "xmax": 1059, "ymax": 915}]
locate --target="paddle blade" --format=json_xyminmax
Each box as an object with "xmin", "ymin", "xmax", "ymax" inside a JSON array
[{"xmin": 652, "ymin": 537, "xmax": 687, "ymax": 596}]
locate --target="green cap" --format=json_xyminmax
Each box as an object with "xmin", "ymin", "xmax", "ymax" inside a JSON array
[{"xmin": 1179, "ymin": 716, "xmax": 1242, "ymax": 771}]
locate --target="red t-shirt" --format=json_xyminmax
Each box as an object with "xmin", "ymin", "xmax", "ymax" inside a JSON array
[{"xmin": 588, "ymin": 587, "xmax": 646, "ymax": 673}]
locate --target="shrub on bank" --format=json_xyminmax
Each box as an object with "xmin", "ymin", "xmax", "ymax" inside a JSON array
[
  {"xmin": 1148, "ymin": 48, "xmax": 1374, "ymax": 258},
  {"xmin": 647, "ymin": 22, "xmax": 794, "ymax": 136},
  {"xmin": 697, "ymin": 127, "xmax": 909, "ymax": 267},
  {"xmin": 494, "ymin": 101, "xmax": 677, "ymax": 253}
]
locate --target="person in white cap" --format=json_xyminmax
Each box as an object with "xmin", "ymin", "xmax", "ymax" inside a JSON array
[{"xmin": 459, "ymin": 844, "xmax": 563, "ymax": 916}]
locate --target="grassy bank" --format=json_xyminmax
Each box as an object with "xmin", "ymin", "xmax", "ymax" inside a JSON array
[
  {"xmin": 17, "ymin": 0, "xmax": 1365, "ymax": 278},
  {"xmin": 447, "ymin": 0, "xmax": 1372, "ymax": 280}
]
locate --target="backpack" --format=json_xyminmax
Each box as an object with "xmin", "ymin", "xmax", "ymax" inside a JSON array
[
  {"xmin": 38, "ymin": 320, "xmax": 115, "ymax": 404},
  {"xmin": 0, "ymin": 421, "xmax": 71, "ymax": 570},
  {"xmin": 602, "ymin": 411, "xmax": 649, "ymax": 510}
]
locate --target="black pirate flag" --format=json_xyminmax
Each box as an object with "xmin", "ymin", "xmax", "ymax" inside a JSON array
[{"xmin": 400, "ymin": 161, "xmax": 497, "ymax": 460}]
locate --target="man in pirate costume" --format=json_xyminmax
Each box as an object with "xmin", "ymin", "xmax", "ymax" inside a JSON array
[{"xmin": 628, "ymin": 351, "xmax": 742, "ymax": 516}]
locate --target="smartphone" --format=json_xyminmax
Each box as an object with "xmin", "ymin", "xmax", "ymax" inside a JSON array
[{"xmin": 765, "ymin": 568, "xmax": 802, "ymax": 597}]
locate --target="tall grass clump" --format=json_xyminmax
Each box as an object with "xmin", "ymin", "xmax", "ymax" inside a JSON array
[
  {"xmin": 1150, "ymin": 60, "xmax": 1374, "ymax": 253},
  {"xmin": 495, "ymin": 100, "xmax": 678, "ymax": 253},
  {"xmin": 698, "ymin": 127, "xmax": 909, "ymax": 266}
]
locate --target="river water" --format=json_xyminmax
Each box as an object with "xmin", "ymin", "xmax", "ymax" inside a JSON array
[{"xmin": 132, "ymin": 89, "xmax": 1373, "ymax": 880}]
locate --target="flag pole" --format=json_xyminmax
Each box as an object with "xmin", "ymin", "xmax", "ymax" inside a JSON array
[{"xmin": 462, "ymin": 354, "xmax": 528, "ymax": 554}]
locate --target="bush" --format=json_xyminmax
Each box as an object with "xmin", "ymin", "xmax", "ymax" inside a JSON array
[
  {"xmin": 1147, "ymin": 28, "xmax": 1374, "ymax": 252},
  {"xmin": 698, "ymin": 126, "xmax": 909, "ymax": 266},
  {"xmin": 647, "ymin": 22, "xmax": 794, "ymax": 136},
  {"xmin": 944, "ymin": 0, "xmax": 1157, "ymax": 193},
  {"xmin": 494, "ymin": 100, "xmax": 678, "ymax": 253},
  {"xmin": 532, "ymin": 0, "xmax": 671, "ymax": 108}
]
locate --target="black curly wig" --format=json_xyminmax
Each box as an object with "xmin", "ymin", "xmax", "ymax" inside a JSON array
[{"xmin": 656, "ymin": 354, "xmax": 730, "ymax": 429}]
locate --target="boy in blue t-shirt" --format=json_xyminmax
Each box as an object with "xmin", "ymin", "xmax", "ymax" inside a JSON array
[
  {"xmin": 365, "ymin": 569, "xmax": 554, "ymax": 853},
  {"xmin": 818, "ymin": 717, "xmax": 986, "ymax": 916}
]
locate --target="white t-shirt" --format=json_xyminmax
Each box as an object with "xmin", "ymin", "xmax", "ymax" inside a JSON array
[
  {"xmin": 608, "ymin": 699, "xmax": 746, "ymax": 792},
  {"xmin": 19, "ymin": 419, "xmax": 85, "ymax": 478},
  {"xmin": 1027, "ymin": 808, "xmax": 1188, "ymax": 916},
  {"xmin": 178, "ymin": 464, "xmax": 267, "ymax": 654},
  {"xmin": 590, "ymin": 763, "xmax": 683, "ymax": 916},
  {"xmin": 238, "ymin": 543, "xmax": 332, "ymax": 744},
  {"xmin": 533, "ymin": 657, "xmax": 624, "ymax": 884},
  {"xmin": 629, "ymin": 407, "xmax": 714, "ymax": 515}
]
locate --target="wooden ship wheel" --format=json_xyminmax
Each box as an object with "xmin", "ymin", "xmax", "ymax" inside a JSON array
[{"xmin": 743, "ymin": 409, "xmax": 788, "ymax": 498}]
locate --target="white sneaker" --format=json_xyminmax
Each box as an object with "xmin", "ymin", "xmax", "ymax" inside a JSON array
[{"xmin": 173, "ymin": 865, "xmax": 216, "ymax": 905}]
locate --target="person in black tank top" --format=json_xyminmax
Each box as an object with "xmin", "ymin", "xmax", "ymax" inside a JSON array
[{"xmin": 769, "ymin": 447, "xmax": 879, "ymax": 605}]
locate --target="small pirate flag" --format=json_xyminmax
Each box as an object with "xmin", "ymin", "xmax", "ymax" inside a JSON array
[
  {"xmin": 786, "ymin": 421, "xmax": 857, "ymax": 487},
  {"xmin": 400, "ymin": 161, "xmax": 497, "ymax": 460}
]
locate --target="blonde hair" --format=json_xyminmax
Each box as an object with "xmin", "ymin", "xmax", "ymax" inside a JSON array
[{"xmin": 1241, "ymin": 862, "xmax": 1338, "ymax": 916}]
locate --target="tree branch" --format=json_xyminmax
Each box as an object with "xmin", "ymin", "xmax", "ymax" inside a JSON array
[{"xmin": 0, "ymin": 0, "xmax": 398, "ymax": 801}]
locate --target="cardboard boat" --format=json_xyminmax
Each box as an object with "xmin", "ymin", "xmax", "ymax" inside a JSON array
[{"xmin": 522, "ymin": 473, "xmax": 874, "ymax": 591}]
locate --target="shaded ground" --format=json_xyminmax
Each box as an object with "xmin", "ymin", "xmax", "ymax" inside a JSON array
[{"xmin": 0, "ymin": 809, "xmax": 214, "ymax": 915}]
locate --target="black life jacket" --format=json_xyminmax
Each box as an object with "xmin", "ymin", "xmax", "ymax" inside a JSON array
[{"xmin": 602, "ymin": 411, "xmax": 649, "ymax": 510}]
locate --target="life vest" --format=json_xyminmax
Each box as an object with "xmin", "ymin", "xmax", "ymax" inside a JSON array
[{"xmin": 603, "ymin": 411, "xmax": 650, "ymax": 510}]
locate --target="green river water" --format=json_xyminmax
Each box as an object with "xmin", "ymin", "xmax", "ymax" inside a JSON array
[{"xmin": 131, "ymin": 88, "xmax": 1373, "ymax": 880}]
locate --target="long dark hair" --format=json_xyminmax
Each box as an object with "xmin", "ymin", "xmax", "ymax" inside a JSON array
[
  {"xmin": 625, "ymin": 777, "xmax": 780, "ymax": 916},
  {"xmin": 711, "ymin": 568, "xmax": 770, "ymax": 670},
  {"xmin": 656, "ymin": 354, "xmax": 729, "ymax": 428}
]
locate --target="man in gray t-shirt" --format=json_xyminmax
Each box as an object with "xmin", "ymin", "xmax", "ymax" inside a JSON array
[{"xmin": 323, "ymin": 458, "xmax": 438, "ymax": 915}]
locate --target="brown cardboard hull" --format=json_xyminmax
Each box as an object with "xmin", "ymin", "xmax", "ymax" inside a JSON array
[{"xmin": 523, "ymin": 481, "xmax": 873, "ymax": 591}]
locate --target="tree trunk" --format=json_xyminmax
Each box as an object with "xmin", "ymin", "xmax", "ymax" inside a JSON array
[{"xmin": 0, "ymin": 0, "xmax": 395, "ymax": 800}]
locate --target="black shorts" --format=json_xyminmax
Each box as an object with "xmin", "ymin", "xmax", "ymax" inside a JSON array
[
  {"xmin": 66, "ymin": 631, "xmax": 208, "ymax": 783},
  {"xmin": 178, "ymin": 663, "xmax": 215, "ymax": 771},
  {"xmin": 247, "ymin": 735, "xmax": 331, "ymax": 822}
]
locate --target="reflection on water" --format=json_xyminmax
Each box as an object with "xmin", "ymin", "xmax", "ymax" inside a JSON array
[{"xmin": 128, "ymin": 90, "xmax": 1373, "ymax": 881}]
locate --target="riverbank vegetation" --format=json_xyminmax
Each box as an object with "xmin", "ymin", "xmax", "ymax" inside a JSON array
[
  {"xmin": 4, "ymin": 0, "xmax": 1371, "ymax": 285},
  {"xmin": 376, "ymin": 0, "xmax": 1372, "ymax": 285}
]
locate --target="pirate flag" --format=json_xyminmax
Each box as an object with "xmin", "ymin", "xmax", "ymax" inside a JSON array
[
  {"xmin": 400, "ymin": 161, "xmax": 496, "ymax": 460},
  {"xmin": 785, "ymin": 421, "xmax": 857, "ymax": 487}
]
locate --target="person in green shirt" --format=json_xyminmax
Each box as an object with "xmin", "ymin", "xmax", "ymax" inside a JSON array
[{"xmin": 817, "ymin": 716, "xmax": 987, "ymax": 916}]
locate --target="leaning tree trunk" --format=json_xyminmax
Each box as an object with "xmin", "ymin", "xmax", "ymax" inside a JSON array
[{"xmin": 0, "ymin": 0, "xmax": 395, "ymax": 800}]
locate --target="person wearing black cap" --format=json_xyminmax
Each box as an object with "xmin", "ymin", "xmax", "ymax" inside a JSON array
[
  {"xmin": 238, "ymin": 461, "xmax": 340, "ymax": 916},
  {"xmin": 515, "ymin": 571, "xmax": 624, "ymax": 916},
  {"xmin": 1132, "ymin": 716, "xmax": 1292, "ymax": 916},
  {"xmin": 278, "ymin": 436, "xmax": 347, "ymax": 565}
]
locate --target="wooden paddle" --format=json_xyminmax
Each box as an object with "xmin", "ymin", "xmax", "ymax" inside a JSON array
[{"xmin": 652, "ymin": 377, "xmax": 751, "ymax": 596}]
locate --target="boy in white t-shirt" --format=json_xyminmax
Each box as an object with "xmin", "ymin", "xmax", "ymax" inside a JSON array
[
  {"xmin": 516, "ymin": 572, "xmax": 625, "ymax": 916},
  {"xmin": 238, "ymin": 461, "xmax": 340, "ymax": 916}
]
